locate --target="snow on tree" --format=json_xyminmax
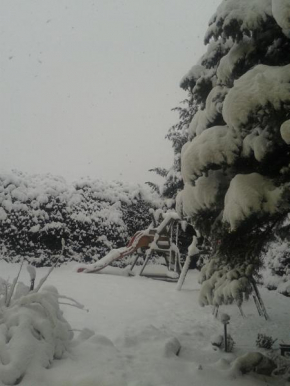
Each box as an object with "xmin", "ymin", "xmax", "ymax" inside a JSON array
[{"xmin": 176, "ymin": 0, "xmax": 290, "ymax": 306}]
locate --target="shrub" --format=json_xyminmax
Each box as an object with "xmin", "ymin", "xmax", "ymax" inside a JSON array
[
  {"xmin": 0, "ymin": 171, "xmax": 161, "ymax": 266},
  {"xmin": 256, "ymin": 333, "xmax": 277, "ymax": 350}
]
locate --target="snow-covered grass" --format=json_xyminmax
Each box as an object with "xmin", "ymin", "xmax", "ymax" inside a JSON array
[{"xmin": 0, "ymin": 260, "xmax": 289, "ymax": 386}]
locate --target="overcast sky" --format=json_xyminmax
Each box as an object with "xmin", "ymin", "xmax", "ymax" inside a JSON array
[{"xmin": 0, "ymin": 0, "xmax": 220, "ymax": 185}]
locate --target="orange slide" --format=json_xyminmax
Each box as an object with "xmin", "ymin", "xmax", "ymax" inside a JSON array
[
  {"xmin": 77, "ymin": 213, "xmax": 178, "ymax": 274},
  {"xmin": 77, "ymin": 231, "xmax": 154, "ymax": 273}
]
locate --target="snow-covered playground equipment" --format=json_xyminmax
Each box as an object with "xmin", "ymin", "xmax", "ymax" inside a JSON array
[{"xmin": 77, "ymin": 211, "xmax": 182, "ymax": 280}]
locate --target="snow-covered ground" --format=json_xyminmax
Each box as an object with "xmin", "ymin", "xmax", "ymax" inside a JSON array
[{"xmin": 0, "ymin": 260, "xmax": 289, "ymax": 386}]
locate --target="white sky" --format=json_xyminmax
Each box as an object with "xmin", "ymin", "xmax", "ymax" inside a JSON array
[{"xmin": 0, "ymin": 0, "xmax": 220, "ymax": 185}]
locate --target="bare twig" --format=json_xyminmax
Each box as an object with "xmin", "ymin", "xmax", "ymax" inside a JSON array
[
  {"xmin": 33, "ymin": 256, "xmax": 60, "ymax": 293},
  {"xmin": 3, "ymin": 281, "xmax": 8, "ymax": 305},
  {"xmin": 58, "ymin": 302, "xmax": 88, "ymax": 312},
  {"xmin": 58, "ymin": 294, "xmax": 85, "ymax": 309},
  {"xmin": 6, "ymin": 259, "xmax": 24, "ymax": 307}
]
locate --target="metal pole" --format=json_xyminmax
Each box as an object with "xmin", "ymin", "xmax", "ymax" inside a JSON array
[
  {"xmin": 224, "ymin": 323, "xmax": 228, "ymax": 352},
  {"xmin": 139, "ymin": 251, "xmax": 151, "ymax": 276}
]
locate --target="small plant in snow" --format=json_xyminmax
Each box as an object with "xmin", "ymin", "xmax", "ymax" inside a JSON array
[
  {"xmin": 256, "ymin": 333, "xmax": 277, "ymax": 350},
  {"xmin": 226, "ymin": 334, "xmax": 236, "ymax": 353},
  {"xmin": 0, "ymin": 261, "xmax": 83, "ymax": 385}
]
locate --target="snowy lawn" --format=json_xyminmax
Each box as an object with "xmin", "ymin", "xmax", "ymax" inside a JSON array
[{"xmin": 0, "ymin": 260, "xmax": 289, "ymax": 386}]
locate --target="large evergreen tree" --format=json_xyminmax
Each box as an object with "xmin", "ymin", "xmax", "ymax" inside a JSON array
[{"xmin": 176, "ymin": 0, "xmax": 290, "ymax": 306}]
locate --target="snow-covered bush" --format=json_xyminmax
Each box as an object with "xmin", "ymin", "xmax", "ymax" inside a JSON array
[
  {"xmin": 0, "ymin": 171, "xmax": 160, "ymax": 266},
  {"xmin": 266, "ymin": 239, "xmax": 290, "ymax": 277},
  {"xmin": 174, "ymin": 0, "xmax": 290, "ymax": 304},
  {"xmin": 261, "ymin": 234, "xmax": 290, "ymax": 295},
  {"xmin": 230, "ymin": 351, "xmax": 277, "ymax": 377},
  {"xmin": 270, "ymin": 351, "xmax": 290, "ymax": 379},
  {"xmin": 256, "ymin": 333, "xmax": 276, "ymax": 350},
  {"xmin": 226, "ymin": 335, "xmax": 235, "ymax": 353},
  {"xmin": 0, "ymin": 265, "xmax": 74, "ymax": 385},
  {"xmin": 198, "ymin": 258, "xmax": 253, "ymax": 307}
]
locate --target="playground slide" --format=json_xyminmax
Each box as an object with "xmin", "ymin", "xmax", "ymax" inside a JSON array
[
  {"xmin": 77, "ymin": 213, "xmax": 181, "ymax": 275},
  {"xmin": 77, "ymin": 247, "xmax": 128, "ymax": 273},
  {"xmin": 77, "ymin": 231, "xmax": 152, "ymax": 273}
]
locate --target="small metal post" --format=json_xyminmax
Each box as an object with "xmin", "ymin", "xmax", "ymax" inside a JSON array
[
  {"xmin": 30, "ymin": 278, "xmax": 35, "ymax": 291},
  {"xmin": 219, "ymin": 313, "xmax": 230, "ymax": 352},
  {"xmin": 224, "ymin": 322, "xmax": 228, "ymax": 352}
]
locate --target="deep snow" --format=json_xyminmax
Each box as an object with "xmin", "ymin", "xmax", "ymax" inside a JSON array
[{"xmin": 0, "ymin": 260, "xmax": 289, "ymax": 386}]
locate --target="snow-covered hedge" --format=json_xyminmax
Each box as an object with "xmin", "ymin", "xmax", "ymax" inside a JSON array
[{"xmin": 0, "ymin": 171, "xmax": 160, "ymax": 266}]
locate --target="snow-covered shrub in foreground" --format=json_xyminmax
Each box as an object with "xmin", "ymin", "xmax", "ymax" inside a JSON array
[{"xmin": 0, "ymin": 268, "xmax": 73, "ymax": 385}]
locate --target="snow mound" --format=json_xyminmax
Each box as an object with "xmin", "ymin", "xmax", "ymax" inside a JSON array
[{"xmin": 230, "ymin": 351, "xmax": 276, "ymax": 377}]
